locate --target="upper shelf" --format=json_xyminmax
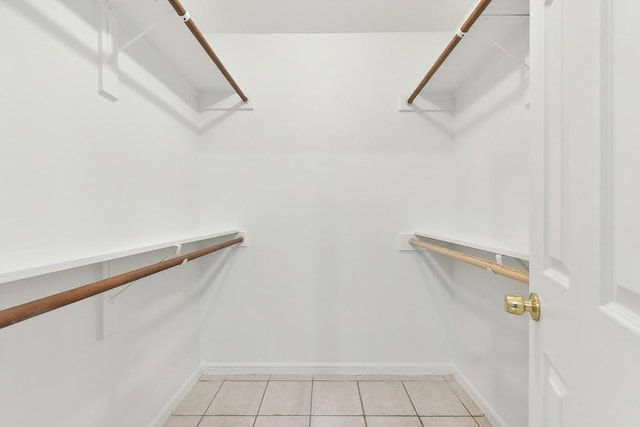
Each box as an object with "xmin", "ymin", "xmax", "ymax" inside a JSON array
[
  {"xmin": 110, "ymin": 0, "xmax": 246, "ymax": 99},
  {"xmin": 0, "ymin": 230, "xmax": 241, "ymax": 285},
  {"xmin": 407, "ymin": 0, "xmax": 529, "ymax": 102}
]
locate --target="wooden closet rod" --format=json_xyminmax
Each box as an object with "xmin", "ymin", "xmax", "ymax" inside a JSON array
[
  {"xmin": 409, "ymin": 238, "xmax": 529, "ymax": 284},
  {"xmin": 407, "ymin": 0, "xmax": 493, "ymax": 104},
  {"xmin": 0, "ymin": 236, "xmax": 244, "ymax": 330},
  {"xmin": 167, "ymin": 0, "xmax": 248, "ymax": 103}
]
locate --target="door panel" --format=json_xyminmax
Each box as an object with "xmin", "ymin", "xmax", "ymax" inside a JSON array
[
  {"xmin": 543, "ymin": 355, "xmax": 568, "ymax": 427},
  {"xmin": 606, "ymin": 0, "xmax": 640, "ymax": 323},
  {"xmin": 531, "ymin": 0, "xmax": 640, "ymax": 426}
]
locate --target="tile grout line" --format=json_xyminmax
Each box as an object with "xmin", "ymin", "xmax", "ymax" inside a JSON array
[
  {"xmin": 309, "ymin": 380, "xmax": 314, "ymax": 427},
  {"xmin": 195, "ymin": 377, "xmax": 225, "ymax": 427},
  {"xmin": 401, "ymin": 381, "xmax": 425, "ymax": 427},
  {"xmin": 356, "ymin": 381, "xmax": 368, "ymax": 427},
  {"xmin": 444, "ymin": 379, "xmax": 473, "ymax": 417},
  {"xmin": 251, "ymin": 378, "xmax": 270, "ymax": 427}
]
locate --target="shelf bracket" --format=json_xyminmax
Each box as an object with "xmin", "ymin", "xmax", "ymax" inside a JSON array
[
  {"xmin": 98, "ymin": 0, "xmax": 120, "ymax": 101},
  {"xmin": 98, "ymin": 0, "xmax": 175, "ymax": 101},
  {"xmin": 471, "ymin": 28, "xmax": 530, "ymax": 70},
  {"xmin": 116, "ymin": 10, "xmax": 175, "ymax": 54},
  {"xmin": 100, "ymin": 261, "xmax": 119, "ymax": 339},
  {"xmin": 109, "ymin": 244, "xmax": 184, "ymax": 302},
  {"xmin": 516, "ymin": 259, "xmax": 530, "ymax": 271}
]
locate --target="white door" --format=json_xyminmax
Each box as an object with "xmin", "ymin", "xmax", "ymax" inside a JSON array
[{"xmin": 528, "ymin": 0, "xmax": 640, "ymax": 426}]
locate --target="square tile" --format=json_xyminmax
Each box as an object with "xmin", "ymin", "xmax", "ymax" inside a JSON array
[
  {"xmin": 366, "ymin": 416, "xmax": 422, "ymax": 427},
  {"xmin": 421, "ymin": 417, "xmax": 479, "ymax": 427},
  {"xmin": 255, "ymin": 416, "xmax": 310, "ymax": 427},
  {"xmin": 206, "ymin": 381, "xmax": 267, "ymax": 415},
  {"xmin": 404, "ymin": 382, "xmax": 468, "ymax": 416},
  {"xmin": 358, "ymin": 381, "xmax": 416, "ymax": 416},
  {"xmin": 311, "ymin": 416, "xmax": 366, "ymax": 427},
  {"xmin": 475, "ymin": 417, "xmax": 494, "ymax": 427},
  {"xmin": 259, "ymin": 381, "xmax": 312, "ymax": 415},
  {"xmin": 199, "ymin": 416, "xmax": 255, "ymax": 427},
  {"xmin": 173, "ymin": 381, "xmax": 222, "ymax": 415},
  {"xmin": 449, "ymin": 381, "xmax": 483, "ymax": 416},
  {"xmin": 162, "ymin": 416, "xmax": 201, "ymax": 427},
  {"xmin": 312, "ymin": 381, "xmax": 362, "ymax": 415}
]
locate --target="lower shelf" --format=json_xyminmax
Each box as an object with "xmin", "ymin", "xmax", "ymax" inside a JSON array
[
  {"xmin": 401, "ymin": 231, "xmax": 528, "ymax": 261},
  {"xmin": 0, "ymin": 230, "xmax": 242, "ymax": 285}
]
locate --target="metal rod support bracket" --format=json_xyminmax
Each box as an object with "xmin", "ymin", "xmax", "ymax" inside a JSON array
[
  {"xmin": 109, "ymin": 245, "xmax": 188, "ymax": 301},
  {"xmin": 116, "ymin": 10, "xmax": 174, "ymax": 54},
  {"xmin": 471, "ymin": 28, "xmax": 530, "ymax": 69}
]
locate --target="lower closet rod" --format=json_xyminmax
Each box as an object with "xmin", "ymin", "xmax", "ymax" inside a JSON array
[
  {"xmin": 0, "ymin": 236, "xmax": 244, "ymax": 329},
  {"xmin": 409, "ymin": 239, "xmax": 529, "ymax": 284}
]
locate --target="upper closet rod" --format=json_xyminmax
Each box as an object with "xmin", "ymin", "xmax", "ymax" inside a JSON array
[
  {"xmin": 407, "ymin": 0, "xmax": 493, "ymax": 105},
  {"xmin": 0, "ymin": 236, "xmax": 244, "ymax": 330},
  {"xmin": 409, "ymin": 238, "xmax": 529, "ymax": 284},
  {"xmin": 167, "ymin": 0, "xmax": 248, "ymax": 103}
]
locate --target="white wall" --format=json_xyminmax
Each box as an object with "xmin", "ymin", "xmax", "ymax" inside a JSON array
[
  {"xmin": 0, "ymin": 0, "xmax": 202, "ymax": 259},
  {"xmin": 450, "ymin": 24, "xmax": 530, "ymax": 427},
  {"xmin": 0, "ymin": 250, "xmax": 206, "ymax": 427},
  {"xmin": 197, "ymin": 29, "xmax": 530, "ymax": 426},
  {"xmin": 198, "ymin": 32, "xmax": 458, "ymax": 369},
  {"xmin": 0, "ymin": 1, "xmax": 206, "ymax": 426}
]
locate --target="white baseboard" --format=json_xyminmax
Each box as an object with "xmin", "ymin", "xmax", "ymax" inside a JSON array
[
  {"xmin": 201, "ymin": 362, "xmax": 454, "ymax": 376},
  {"xmin": 148, "ymin": 365, "xmax": 203, "ymax": 427},
  {"xmin": 451, "ymin": 365, "xmax": 508, "ymax": 427}
]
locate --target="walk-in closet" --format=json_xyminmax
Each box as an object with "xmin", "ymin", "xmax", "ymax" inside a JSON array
[{"xmin": 2, "ymin": 0, "xmax": 639, "ymax": 426}]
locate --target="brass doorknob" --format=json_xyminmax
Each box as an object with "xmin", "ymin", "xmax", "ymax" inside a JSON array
[{"xmin": 504, "ymin": 293, "xmax": 540, "ymax": 321}]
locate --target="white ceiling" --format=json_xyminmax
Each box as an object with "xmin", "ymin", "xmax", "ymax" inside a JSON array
[{"xmin": 184, "ymin": 0, "xmax": 481, "ymax": 33}]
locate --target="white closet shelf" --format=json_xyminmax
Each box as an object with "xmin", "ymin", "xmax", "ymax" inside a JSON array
[
  {"xmin": 412, "ymin": 231, "xmax": 529, "ymax": 261},
  {"xmin": 407, "ymin": 0, "xmax": 529, "ymax": 101},
  {"xmin": 108, "ymin": 0, "xmax": 245, "ymax": 97},
  {"xmin": 0, "ymin": 230, "xmax": 242, "ymax": 285}
]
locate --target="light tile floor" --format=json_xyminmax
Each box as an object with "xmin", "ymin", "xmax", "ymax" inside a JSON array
[{"xmin": 164, "ymin": 375, "xmax": 493, "ymax": 427}]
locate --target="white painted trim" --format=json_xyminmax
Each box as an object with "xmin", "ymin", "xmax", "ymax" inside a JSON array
[
  {"xmin": 201, "ymin": 362, "xmax": 454, "ymax": 376},
  {"xmin": 600, "ymin": 303, "xmax": 640, "ymax": 338},
  {"xmin": 451, "ymin": 365, "xmax": 508, "ymax": 427},
  {"xmin": 148, "ymin": 365, "xmax": 203, "ymax": 427}
]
